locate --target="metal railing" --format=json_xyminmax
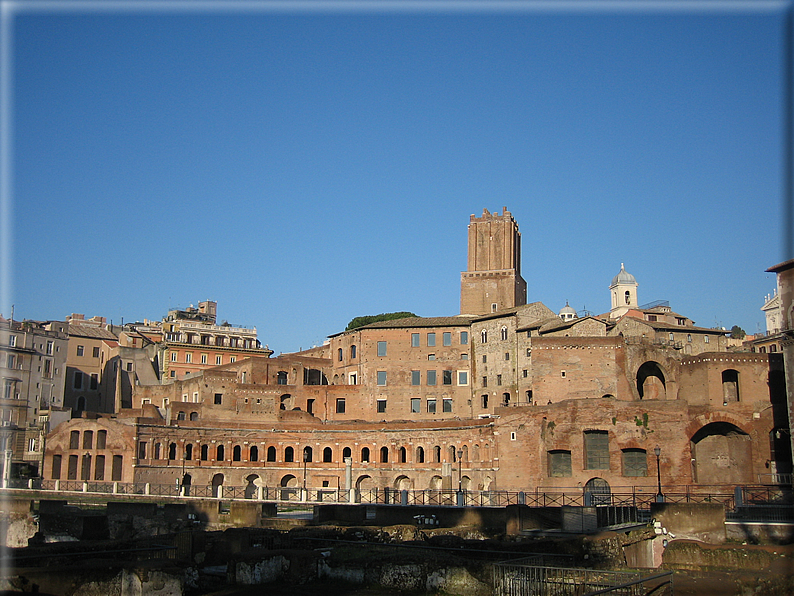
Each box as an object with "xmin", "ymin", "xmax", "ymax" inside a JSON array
[{"xmin": 494, "ymin": 563, "xmax": 647, "ymax": 596}]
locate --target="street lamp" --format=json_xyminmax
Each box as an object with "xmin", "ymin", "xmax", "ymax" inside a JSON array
[{"xmin": 654, "ymin": 446, "xmax": 664, "ymax": 502}]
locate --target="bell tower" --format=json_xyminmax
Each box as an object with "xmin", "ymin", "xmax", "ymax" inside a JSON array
[
  {"xmin": 609, "ymin": 263, "xmax": 638, "ymax": 319},
  {"xmin": 460, "ymin": 207, "xmax": 527, "ymax": 315}
]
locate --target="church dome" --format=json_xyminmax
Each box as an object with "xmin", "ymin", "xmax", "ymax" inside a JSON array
[
  {"xmin": 559, "ymin": 302, "xmax": 577, "ymax": 320},
  {"xmin": 611, "ymin": 263, "xmax": 637, "ymax": 286}
]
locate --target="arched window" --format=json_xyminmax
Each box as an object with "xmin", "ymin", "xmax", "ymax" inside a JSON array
[
  {"xmin": 501, "ymin": 326, "xmax": 508, "ymax": 340},
  {"xmin": 433, "ymin": 445, "xmax": 441, "ymax": 463},
  {"xmin": 285, "ymin": 446, "xmax": 294, "ymax": 462},
  {"xmin": 399, "ymin": 446, "xmax": 407, "ymax": 463},
  {"xmin": 185, "ymin": 444, "xmax": 193, "ymax": 460},
  {"xmin": 624, "ymin": 290, "xmax": 631, "ymax": 304},
  {"xmin": 449, "ymin": 445, "xmax": 457, "ymax": 462},
  {"xmin": 303, "ymin": 446, "xmax": 312, "ymax": 462},
  {"xmin": 380, "ymin": 446, "xmax": 389, "ymax": 463},
  {"xmin": 342, "ymin": 447, "xmax": 352, "ymax": 460},
  {"xmin": 190, "ymin": 412, "xmax": 198, "ymax": 420},
  {"xmin": 722, "ymin": 370, "xmax": 740, "ymax": 403},
  {"xmin": 350, "ymin": 345, "xmax": 357, "ymax": 359},
  {"xmin": 416, "ymin": 446, "xmax": 425, "ymax": 463},
  {"xmin": 233, "ymin": 445, "xmax": 242, "ymax": 461},
  {"xmin": 361, "ymin": 447, "xmax": 370, "ymax": 462},
  {"xmin": 323, "ymin": 447, "xmax": 333, "ymax": 462},
  {"xmin": 168, "ymin": 442, "xmax": 177, "ymax": 460},
  {"xmin": 277, "ymin": 371, "xmax": 288, "ymax": 385},
  {"xmin": 154, "ymin": 443, "xmax": 162, "ymax": 460},
  {"xmin": 250, "ymin": 446, "xmax": 259, "ymax": 462},
  {"xmin": 481, "ymin": 329, "xmax": 487, "ymax": 343},
  {"xmin": 200, "ymin": 445, "xmax": 209, "ymax": 461},
  {"xmin": 267, "ymin": 446, "xmax": 276, "ymax": 462},
  {"xmin": 216, "ymin": 444, "xmax": 225, "ymax": 461},
  {"xmin": 177, "ymin": 411, "xmax": 186, "ymax": 420},
  {"xmin": 338, "ymin": 347, "xmax": 343, "ymax": 361}
]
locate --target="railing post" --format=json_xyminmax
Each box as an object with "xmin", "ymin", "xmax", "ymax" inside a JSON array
[
  {"xmin": 112, "ymin": 481, "xmax": 118, "ymax": 494},
  {"xmin": 82, "ymin": 482, "xmax": 88, "ymax": 493},
  {"xmin": 734, "ymin": 486, "xmax": 743, "ymax": 508},
  {"xmin": 145, "ymin": 483, "xmax": 150, "ymax": 495},
  {"xmin": 518, "ymin": 491, "xmax": 525, "ymax": 505},
  {"xmin": 401, "ymin": 489, "xmax": 408, "ymax": 506},
  {"xmin": 54, "ymin": 479, "xmax": 60, "ymax": 492}
]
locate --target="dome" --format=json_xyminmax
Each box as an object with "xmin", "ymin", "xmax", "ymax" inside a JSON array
[
  {"xmin": 611, "ymin": 263, "xmax": 637, "ymax": 286},
  {"xmin": 559, "ymin": 302, "xmax": 577, "ymax": 320}
]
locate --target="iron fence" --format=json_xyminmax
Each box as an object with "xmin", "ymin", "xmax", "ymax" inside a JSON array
[{"xmin": 494, "ymin": 563, "xmax": 646, "ymax": 596}]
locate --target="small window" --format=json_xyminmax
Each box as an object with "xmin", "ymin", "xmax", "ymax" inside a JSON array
[
  {"xmin": 171, "ymin": 352, "xmax": 178, "ymax": 362},
  {"xmin": 526, "ymin": 348, "xmax": 531, "ymax": 357},
  {"xmin": 427, "ymin": 399, "xmax": 437, "ymax": 414},
  {"xmin": 497, "ymin": 374, "xmax": 502, "ymax": 386},
  {"xmin": 460, "ymin": 331, "xmax": 468, "ymax": 345},
  {"xmin": 126, "ymin": 362, "xmax": 133, "ymax": 372},
  {"xmin": 427, "ymin": 333, "xmax": 436, "ymax": 347},
  {"xmin": 584, "ymin": 430, "xmax": 610, "ymax": 470},
  {"xmin": 214, "ymin": 393, "xmax": 222, "ymax": 405},
  {"xmin": 76, "ymin": 345, "xmax": 84, "ymax": 357},
  {"xmin": 687, "ymin": 334, "xmax": 692, "ymax": 342},
  {"xmin": 350, "ymin": 345, "xmax": 357, "ymax": 358},
  {"xmin": 428, "ymin": 354, "xmax": 436, "ymax": 360},
  {"xmin": 411, "ymin": 333, "xmax": 420, "ymax": 347},
  {"xmin": 185, "ymin": 353, "xmax": 192, "ymax": 363},
  {"xmin": 482, "ymin": 376, "xmax": 487, "ymax": 387},
  {"xmin": 376, "ymin": 399, "xmax": 387, "ymax": 413},
  {"xmin": 481, "ymin": 395, "xmax": 488, "ymax": 408},
  {"xmin": 411, "ymin": 370, "xmax": 421, "ymax": 386},
  {"xmin": 704, "ymin": 335, "xmax": 710, "ymax": 344},
  {"xmin": 522, "ymin": 369, "xmax": 528, "ymax": 378},
  {"xmin": 92, "ymin": 346, "xmax": 100, "ymax": 358},
  {"xmin": 377, "ymin": 341, "xmax": 387, "ymax": 357},
  {"xmin": 442, "ymin": 398, "xmax": 452, "ymax": 413},
  {"xmin": 338, "ymin": 347, "xmax": 343, "ymax": 361},
  {"xmin": 201, "ymin": 354, "xmax": 207, "ymax": 364},
  {"xmin": 461, "ymin": 353, "xmax": 469, "ymax": 360},
  {"xmin": 177, "ymin": 411, "xmax": 186, "ymax": 420},
  {"xmin": 481, "ymin": 330, "xmax": 487, "ymax": 343},
  {"xmin": 622, "ymin": 449, "xmax": 648, "ymax": 477},
  {"xmin": 501, "ymin": 326, "xmax": 508, "ymax": 341},
  {"xmin": 491, "ymin": 303, "xmax": 497, "ymax": 313},
  {"xmin": 427, "ymin": 370, "xmax": 437, "ymax": 385},
  {"xmin": 377, "ymin": 371, "xmax": 387, "ymax": 386},
  {"xmin": 216, "ymin": 355, "xmax": 222, "ymax": 365},
  {"xmin": 457, "ymin": 371, "xmax": 468, "ymax": 386},
  {"xmin": 561, "ymin": 371, "xmax": 566, "ymax": 378},
  {"xmin": 510, "ymin": 431, "xmax": 516, "ymax": 441},
  {"xmin": 442, "ymin": 370, "xmax": 452, "ymax": 385},
  {"xmin": 482, "ymin": 355, "xmax": 487, "ymax": 363},
  {"xmin": 411, "ymin": 398, "xmax": 421, "ymax": 413},
  {"xmin": 230, "ymin": 356, "xmax": 236, "ymax": 363},
  {"xmin": 442, "ymin": 332, "xmax": 451, "ymax": 346},
  {"xmin": 361, "ymin": 447, "xmax": 370, "ymax": 462},
  {"xmin": 548, "ymin": 450, "xmax": 572, "ymax": 477},
  {"xmin": 349, "ymin": 373, "xmax": 357, "ymax": 385},
  {"xmin": 505, "ymin": 352, "xmax": 510, "ymax": 361},
  {"xmin": 336, "ymin": 398, "xmax": 346, "ymax": 413}
]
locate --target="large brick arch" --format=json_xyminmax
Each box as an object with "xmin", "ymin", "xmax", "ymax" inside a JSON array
[
  {"xmin": 636, "ymin": 361, "xmax": 667, "ymax": 400},
  {"xmin": 688, "ymin": 418, "xmax": 753, "ymax": 485}
]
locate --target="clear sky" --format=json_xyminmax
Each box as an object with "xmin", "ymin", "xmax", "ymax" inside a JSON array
[{"xmin": 3, "ymin": 1, "xmax": 791, "ymax": 353}]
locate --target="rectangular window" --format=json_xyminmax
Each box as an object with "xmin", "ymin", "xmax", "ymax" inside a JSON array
[
  {"xmin": 8, "ymin": 335, "xmax": 15, "ymax": 347},
  {"xmin": 377, "ymin": 371, "xmax": 387, "ymax": 386},
  {"xmin": 460, "ymin": 331, "xmax": 468, "ymax": 345},
  {"xmin": 336, "ymin": 398, "xmax": 346, "ymax": 414},
  {"xmin": 216, "ymin": 355, "xmax": 222, "ymax": 365},
  {"xmin": 427, "ymin": 399, "xmax": 437, "ymax": 414},
  {"xmin": 28, "ymin": 438, "xmax": 36, "ymax": 452},
  {"xmin": 171, "ymin": 351, "xmax": 178, "ymax": 362},
  {"xmin": 482, "ymin": 376, "xmax": 487, "ymax": 387},
  {"xmin": 46, "ymin": 341, "xmax": 53, "ymax": 355},
  {"xmin": 442, "ymin": 370, "xmax": 452, "ymax": 385},
  {"xmin": 95, "ymin": 455, "xmax": 105, "ymax": 480},
  {"xmin": 230, "ymin": 356, "xmax": 236, "ymax": 363},
  {"xmin": 411, "ymin": 333, "xmax": 420, "ymax": 347},
  {"xmin": 6, "ymin": 354, "xmax": 14, "ymax": 369},
  {"xmin": 51, "ymin": 454, "xmax": 62, "ymax": 479},
  {"xmin": 90, "ymin": 374, "xmax": 98, "ymax": 390},
  {"xmin": 201, "ymin": 354, "xmax": 208, "ymax": 364},
  {"xmin": 461, "ymin": 353, "xmax": 468, "ymax": 360},
  {"xmin": 411, "ymin": 370, "xmax": 421, "ymax": 386},
  {"xmin": 43, "ymin": 359, "xmax": 52, "ymax": 378},
  {"xmin": 92, "ymin": 346, "xmax": 100, "ymax": 358},
  {"xmin": 427, "ymin": 333, "xmax": 436, "ymax": 347},
  {"xmin": 70, "ymin": 431, "xmax": 80, "ymax": 449},
  {"xmin": 522, "ymin": 369, "xmax": 528, "ymax": 378},
  {"xmin": 411, "ymin": 398, "xmax": 421, "ymax": 413},
  {"xmin": 193, "ymin": 392, "xmax": 199, "ymax": 402},
  {"xmin": 622, "ymin": 449, "xmax": 648, "ymax": 477},
  {"xmin": 428, "ymin": 354, "xmax": 436, "ymax": 360},
  {"xmin": 73, "ymin": 371, "xmax": 83, "ymax": 390},
  {"xmin": 97, "ymin": 430, "xmax": 107, "ymax": 449},
  {"xmin": 704, "ymin": 335, "xmax": 710, "ymax": 343},
  {"xmin": 443, "ymin": 332, "xmax": 451, "ymax": 346},
  {"xmin": 584, "ymin": 431, "xmax": 610, "ymax": 470},
  {"xmin": 76, "ymin": 345, "xmax": 85, "ymax": 357},
  {"xmin": 126, "ymin": 362, "xmax": 133, "ymax": 372},
  {"xmin": 349, "ymin": 373, "xmax": 357, "ymax": 385},
  {"xmin": 497, "ymin": 374, "xmax": 502, "ymax": 386},
  {"xmin": 377, "ymin": 341, "xmax": 387, "ymax": 356},
  {"xmin": 185, "ymin": 353, "xmax": 192, "ymax": 363},
  {"xmin": 548, "ymin": 450, "xmax": 572, "ymax": 477},
  {"xmin": 427, "ymin": 370, "xmax": 437, "ymax": 386},
  {"xmin": 442, "ymin": 398, "xmax": 452, "ymax": 413},
  {"xmin": 376, "ymin": 399, "xmax": 387, "ymax": 413},
  {"xmin": 482, "ymin": 355, "xmax": 487, "ymax": 363},
  {"xmin": 482, "ymin": 394, "xmax": 489, "ymax": 408},
  {"xmin": 505, "ymin": 352, "xmax": 510, "ymax": 361},
  {"xmin": 112, "ymin": 455, "xmax": 122, "ymax": 481},
  {"xmin": 458, "ymin": 371, "xmax": 468, "ymax": 386},
  {"xmin": 214, "ymin": 393, "xmax": 223, "ymax": 405}
]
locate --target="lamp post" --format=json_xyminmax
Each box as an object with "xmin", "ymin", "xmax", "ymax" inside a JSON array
[{"xmin": 654, "ymin": 446, "xmax": 664, "ymax": 502}]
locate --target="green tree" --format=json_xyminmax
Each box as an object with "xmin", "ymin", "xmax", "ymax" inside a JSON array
[
  {"xmin": 345, "ymin": 311, "xmax": 417, "ymax": 331},
  {"xmin": 730, "ymin": 325, "xmax": 746, "ymax": 339}
]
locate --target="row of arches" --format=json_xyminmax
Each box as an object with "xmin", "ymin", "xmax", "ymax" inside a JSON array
[{"xmin": 140, "ymin": 441, "xmax": 489, "ymax": 466}]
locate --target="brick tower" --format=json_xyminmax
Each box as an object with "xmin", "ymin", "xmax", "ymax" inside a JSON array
[{"xmin": 460, "ymin": 207, "xmax": 527, "ymax": 315}]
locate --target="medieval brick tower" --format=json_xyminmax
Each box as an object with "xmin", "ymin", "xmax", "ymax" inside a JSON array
[{"xmin": 460, "ymin": 207, "xmax": 527, "ymax": 315}]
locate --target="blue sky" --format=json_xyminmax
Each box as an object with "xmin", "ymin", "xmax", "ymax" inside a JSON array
[{"xmin": 4, "ymin": 1, "xmax": 790, "ymax": 353}]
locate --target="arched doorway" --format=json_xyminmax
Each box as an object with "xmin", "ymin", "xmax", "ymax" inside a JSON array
[
  {"xmin": 637, "ymin": 362, "xmax": 666, "ymax": 400},
  {"xmin": 244, "ymin": 474, "xmax": 260, "ymax": 499},
  {"xmin": 394, "ymin": 475, "xmax": 412, "ymax": 491},
  {"xmin": 429, "ymin": 475, "xmax": 443, "ymax": 490},
  {"xmin": 355, "ymin": 474, "xmax": 375, "ymax": 502},
  {"xmin": 211, "ymin": 473, "xmax": 224, "ymax": 498},
  {"xmin": 461, "ymin": 475, "xmax": 471, "ymax": 491},
  {"xmin": 280, "ymin": 474, "xmax": 298, "ymax": 501},
  {"xmin": 584, "ymin": 478, "xmax": 611, "ymax": 505},
  {"xmin": 691, "ymin": 422, "xmax": 752, "ymax": 484},
  {"xmin": 181, "ymin": 473, "xmax": 192, "ymax": 496}
]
